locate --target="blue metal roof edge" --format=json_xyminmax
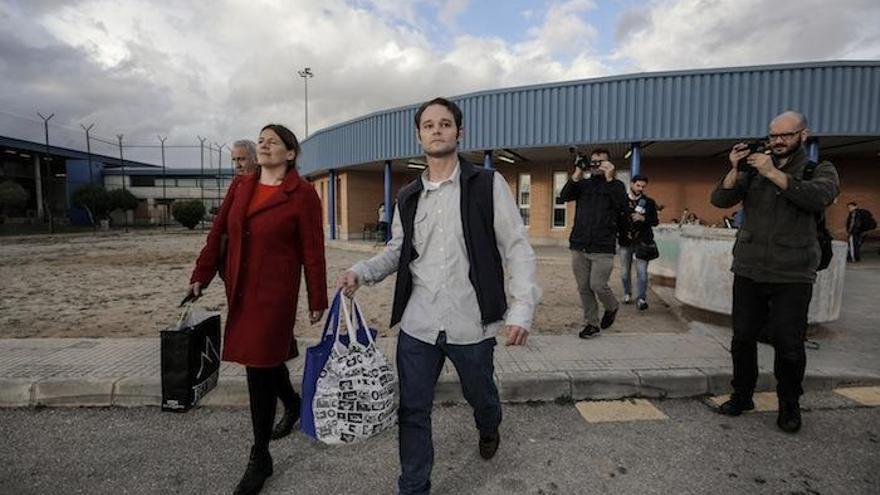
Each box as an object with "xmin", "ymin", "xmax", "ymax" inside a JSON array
[{"xmin": 300, "ymin": 60, "xmax": 880, "ymax": 143}]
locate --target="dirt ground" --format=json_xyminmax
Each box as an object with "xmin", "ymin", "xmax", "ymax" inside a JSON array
[{"xmin": 0, "ymin": 230, "xmax": 684, "ymax": 339}]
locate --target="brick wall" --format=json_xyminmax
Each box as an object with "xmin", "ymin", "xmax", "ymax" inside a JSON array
[{"xmin": 317, "ymin": 153, "xmax": 878, "ymax": 242}]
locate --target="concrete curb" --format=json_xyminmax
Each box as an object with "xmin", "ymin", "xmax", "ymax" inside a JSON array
[
  {"xmin": 113, "ymin": 376, "xmax": 161, "ymax": 407},
  {"xmin": 3, "ymin": 369, "xmax": 880, "ymax": 409},
  {"xmin": 0, "ymin": 378, "xmax": 34, "ymax": 408},
  {"xmin": 33, "ymin": 377, "xmax": 117, "ymax": 407}
]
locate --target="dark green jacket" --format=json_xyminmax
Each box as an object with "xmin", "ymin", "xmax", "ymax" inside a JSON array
[{"xmin": 710, "ymin": 147, "xmax": 840, "ymax": 284}]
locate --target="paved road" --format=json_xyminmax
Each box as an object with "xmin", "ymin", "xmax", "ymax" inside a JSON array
[{"xmin": 2, "ymin": 392, "xmax": 878, "ymax": 494}]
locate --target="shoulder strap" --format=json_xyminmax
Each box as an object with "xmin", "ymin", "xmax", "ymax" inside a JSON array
[
  {"xmin": 800, "ymin": 160, "xmax": 828, "ymax": 228},
  {"xmin": 803, "ymin": 160, "xmax": 818, "ymax": 181}
]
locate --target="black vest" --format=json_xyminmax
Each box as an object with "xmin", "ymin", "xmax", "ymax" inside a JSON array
[{"xmin": 390, "ymin": 159, "xmax": 507, "ymax": 327}]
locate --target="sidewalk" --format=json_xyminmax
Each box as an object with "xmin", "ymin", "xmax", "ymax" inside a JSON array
[{"xmin": 2, "ymin": 251, "xmax": 879, "ymax": 409}]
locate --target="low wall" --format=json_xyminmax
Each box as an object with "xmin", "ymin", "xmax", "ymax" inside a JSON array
[{"xmin": 671, "ymin": 226, "xmax": 846, "ymax": 324}]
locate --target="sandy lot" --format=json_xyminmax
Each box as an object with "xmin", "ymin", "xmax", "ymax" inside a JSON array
[{"xmin": 0, "ymin": 230, "xmax": 683, "ymax": 339}]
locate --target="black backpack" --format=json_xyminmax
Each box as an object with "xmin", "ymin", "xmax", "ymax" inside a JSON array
[
  {"xmin": 861, "ymin": 209, "xmax": 878, "ymax": 232},
  {"xmin": 803, "ymin": 161, "xmax": 833, "ymax": 271}
]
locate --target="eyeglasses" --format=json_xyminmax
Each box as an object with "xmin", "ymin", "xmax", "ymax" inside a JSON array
[
  {"xmin": 768, "ymin": 128, "xmax": 804, "ymax": 141},
  {"xmin": 589, "ymin": 160, "xmax": 603, "ymax": 166}
]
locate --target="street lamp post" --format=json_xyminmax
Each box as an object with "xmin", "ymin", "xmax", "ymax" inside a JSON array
[
  {"xmin": 37, "ymin": 112, "xmax": 55, "ymax": 234},
  {"xmin": 297, "ymin": 67, "xmax": 314, "ymax": 137}
]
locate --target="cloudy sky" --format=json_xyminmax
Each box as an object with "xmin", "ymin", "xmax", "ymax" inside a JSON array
[{"xmin": 1, "ymin": 0, "xmax": 879, "ymax": 157}]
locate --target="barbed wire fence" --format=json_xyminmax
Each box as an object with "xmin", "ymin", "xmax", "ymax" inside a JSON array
[{"xmin": 0, "ymin": 109, "xmax": 237, "ymax": 233}]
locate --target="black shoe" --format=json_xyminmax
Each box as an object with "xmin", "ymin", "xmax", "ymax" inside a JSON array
[
  {"xmin": 578, "ymin": 324, "xmax": 601, "ymax": 339},
  {"xmin": 717, "ymin": 395, "xmax": 755, "ymax": 416},
  {"xmin": 270, "ymin": 395, "xmax": 301, "ymax": 440},
  {"xmin": 777, "ymin": 401, "xmax": 802, "ymax": 433},
  {"xmin": 479, "ymin": 431, "xmax": 500, "ymax": 460},
  {"xmin": 600, "ymin": 308, "xmax": 618, "ymax": 329},
  {"xmin": 636, "ymin": 299, "xmax": 648, "ymax": 311},
  {"xmin": 233, "ymin": 446, "xmax": 273, "ymax": 495}
]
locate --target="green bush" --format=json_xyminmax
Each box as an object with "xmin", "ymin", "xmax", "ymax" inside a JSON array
[
  {"xmin": 108, "ymin": 188, "xmax": 139, "ymax": 213},
  {"xmin": 172, "ymin": 200, "xmax": 206, "ymax": 229},
  {"xmin": 0, "ymin": 181, "xmax": 28, "ymax": 217},
  {"xmin": 71, "ymin": 184, "xmax": 110, "ymax": 224}
]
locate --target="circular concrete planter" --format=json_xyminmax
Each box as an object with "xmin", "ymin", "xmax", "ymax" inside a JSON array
[
  {"xmin": 648, "ymin": 224, "xmax": 682, "ymax": 281},
  {"xmin": 672, "ymin": 226, "xmax": 846, "ymax": 324}
]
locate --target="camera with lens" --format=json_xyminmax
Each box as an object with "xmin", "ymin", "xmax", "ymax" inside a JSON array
[
  {"xmin": 569, "ymin": 146, "xmax": 598, "ymax": 171},
  {"xmin": 737, "ymin": 140, "xmax": 770, "ymax": 172}
]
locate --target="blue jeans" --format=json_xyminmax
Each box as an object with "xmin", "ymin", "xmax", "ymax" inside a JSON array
[
  {"xmin": 619, "ymin": 246, "xmax": 649, "ymax": 301},
  {"xmin": 396, "ymin": 331, "xmax": 501, "ymax": 495}
]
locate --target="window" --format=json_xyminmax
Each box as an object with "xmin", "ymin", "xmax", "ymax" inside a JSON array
[
  {"xmin": 552, "ymin": 172, "xmax": 567, "ymax": 228},
  {"xmin": 517, "ymin": 173, "xmax": 531, "ymax": 227},
  {"xmin": 130, "ymin": 176, "xmax": 154, "ymax": 187}
]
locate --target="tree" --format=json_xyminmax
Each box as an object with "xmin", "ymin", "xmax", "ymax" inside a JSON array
[
  {"xmin": 108, "ymin": 188, "xmax": 139, "ymax": 213},
  {"xmin": 0, "ymin": 181, "xmax": 28, "ymax": 219},
  {"xmin": 172, "ymin": 200, "xmax": 206, "ymax": 229},
  {"xmin": 71, "ymin": 184, "xmax": 110, "ymax": 225}
]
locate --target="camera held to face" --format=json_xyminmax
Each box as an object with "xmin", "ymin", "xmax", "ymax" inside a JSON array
[
  {"xmin": 569, "ymin": 146, "xmax": 600, "ymax": 172},
  {"xmin": 737, "ymin": 140, "xmax": 770, "ymax": 172}
]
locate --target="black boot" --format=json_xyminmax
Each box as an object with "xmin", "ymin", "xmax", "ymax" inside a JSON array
[
  {"xmin": 717, "ymin": 394, "xmax": 755, "ymax": 416},
  {"xmin": 777, "ymin": 400, "xmax": 802, "ymax": 433},
  {"xmin": 233, "ymin": 446, "xmax": 273, "ymax": 495},
  {"xmin": 270, "ymin": 394, "xmax": 301, "ymax": 440},
  {"xmin": 479, "ymin": 430, "xmax": 500, "ymax": 460}
]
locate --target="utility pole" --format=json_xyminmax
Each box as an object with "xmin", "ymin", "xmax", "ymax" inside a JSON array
[
  {"xmin": 37, "ymin": 112, "xmax": 55, "ymax": 234},
  {"xmin": 297, "ymin": 67, "xmax": 314, "ymax": 137},
  {"xmin": 80, "ymin": 123, "xmax": 96, "ymax": 184},
  {"xmin": 116, "ymin": 134, "xmax": 128, "ymax": 233},
  {"xmin": 197, "ymin": 136, "xmax": 206, "ymax": 229},
  {"xmin": 214, "ymin": 142, "xmax": 225, "ymax": 212},
  {"xmin": 159, "ymin": 135, "xmax": 168, "ymax": 231}
]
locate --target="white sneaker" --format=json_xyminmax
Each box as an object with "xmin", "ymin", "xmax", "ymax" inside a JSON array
[{"xmin": 623, "ymin": 294, "xmax": 632, "ymax": 304}]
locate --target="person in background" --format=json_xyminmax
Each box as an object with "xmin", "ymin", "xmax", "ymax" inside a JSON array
[
  {"xmin": 710, "ymin": 110, "xmax": 839, "ymax": 434},
  {"xmin": 231, "ymin": 139, "xmax": 259, "ymax": 176},
  {"xmin": 377, "ymin": 202, "xmax": 388, "ymax": 241},
  {"xmin": 618, "ymin": 174, "xmax": 659, "ymax": 311},
  {"xmin": 846, "ymin": 201, "xmax": 876, "ymax": 262},
  {"xmin": 560, "ymin": 148, "xmax": 629, "ymax": 338}
]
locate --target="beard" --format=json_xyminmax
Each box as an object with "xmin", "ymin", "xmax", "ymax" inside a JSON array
[{"xmin": 772, "ymin": 141, "xmax": 802, "ymax": 159}]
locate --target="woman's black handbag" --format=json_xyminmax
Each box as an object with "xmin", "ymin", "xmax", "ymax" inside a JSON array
[
  {"xmin": 161, "ymin": 304, "xmax": 221, "ymax": 412},
  {"xmin": 634, "ymin": 240, "xmax": 660, "ymax": 261}
]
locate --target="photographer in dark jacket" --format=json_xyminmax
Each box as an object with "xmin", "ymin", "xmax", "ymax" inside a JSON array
[
  {"xmin": 618, "ymin": 175, "xmax": 659, "ymax": 311},
  {"xmin": 560, "ymin": 148, "xmax": 629, "ymax": 338},
  {"xmin": 710, "ymin": 111, "xmax": 839, "ymax": 433}
]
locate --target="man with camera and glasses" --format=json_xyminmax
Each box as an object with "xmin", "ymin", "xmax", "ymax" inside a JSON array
[
  {"xmin": 560, "ymin": 148, "xmax": 629, "ymax": 339},
  {"xmin": 710, "ymin": 110, "xmax": 839, "ymax": 433}
]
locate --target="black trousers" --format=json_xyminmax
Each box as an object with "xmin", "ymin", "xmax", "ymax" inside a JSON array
[
  {"xmin": 245, "ymin": 363, "xmax": 299, "ymax": 451},
  {"xmin": 731, "ymin": 275, "xmax": 813, "ymax": 402}
]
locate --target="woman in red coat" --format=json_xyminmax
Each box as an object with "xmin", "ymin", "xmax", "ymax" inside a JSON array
[{"xmin": 188, "ymin": 124, "xmax": 328, "ymax": 495}]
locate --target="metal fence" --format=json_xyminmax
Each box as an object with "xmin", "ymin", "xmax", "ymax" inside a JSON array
[{"xmin": 0, "ymin": 109, "xmax": 238, "ymax": 234}]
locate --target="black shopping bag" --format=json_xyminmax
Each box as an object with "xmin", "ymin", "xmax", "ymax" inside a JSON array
[{"xmin": 161, "ymin": 305, "xmax": 221, "ymax": 412}]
